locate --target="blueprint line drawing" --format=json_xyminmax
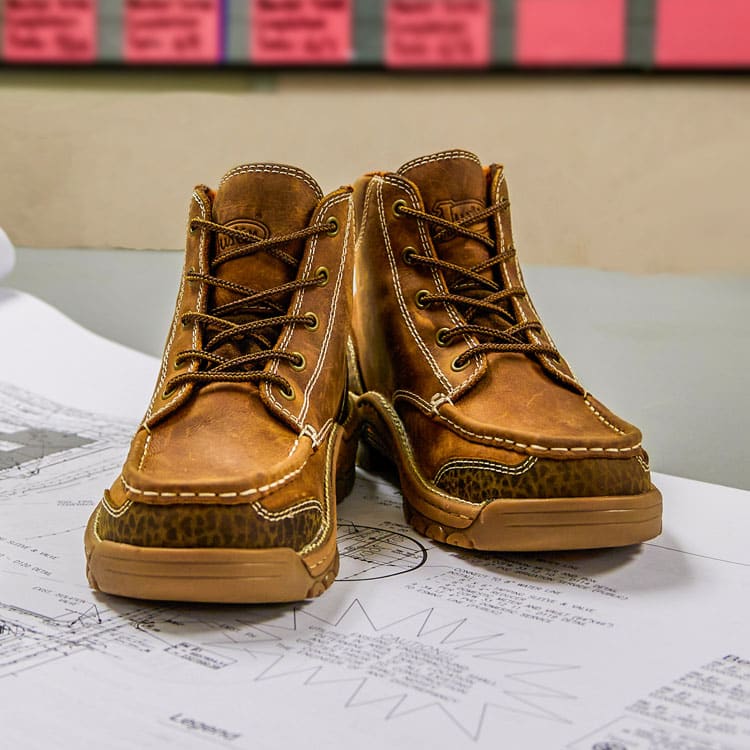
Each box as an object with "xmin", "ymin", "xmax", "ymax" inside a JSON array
[
  {"xmin": 0, "ymin": 593, "xmax": 579, "ymax": 741},
  {"xmin": 0, "ymin": 382, "xmax": 133, "ymax": 498},
  {"xmin": 337, "ymin": 521, "xmax": 428, "ymax": 581},
  {"xmin": 1, "ymin": 376, "xmax": 750, "ymax": 750}
]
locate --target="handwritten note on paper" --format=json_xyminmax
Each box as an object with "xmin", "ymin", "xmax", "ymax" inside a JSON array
[
  {"xmin": 124, "ymin": 0, "xmax": 222, "ymax": 64},
  {"xmin": 655, "ymin": 0, "xmax": 750, "ymax": 67},
  {"xmin": 2, "ymin": 0, "xmax": 97, "ymax": 63},
  {"xmin": 385, "ymin": 0, "xmax": 491, "ymax": 69},
  {"xmin": 516, "ymin": 0, "xmax": 625, "ymax": 66},
  {"xmin": 250, "ymin": 0, "xmax": 352, "ymax": 65}
]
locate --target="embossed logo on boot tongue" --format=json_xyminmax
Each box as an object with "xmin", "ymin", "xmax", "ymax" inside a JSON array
[
  {"xmin": 216, "ymin": 218, "xmax": 270, "ymax": 253},
  {"xmin": 432, "ymin": 199, "xmax": 487, "ymax": 242}
]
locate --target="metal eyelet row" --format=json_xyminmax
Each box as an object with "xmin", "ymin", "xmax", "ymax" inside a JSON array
[{"xmin": 399, "ymin": 234, "xmax": 471, "ymax": 373}]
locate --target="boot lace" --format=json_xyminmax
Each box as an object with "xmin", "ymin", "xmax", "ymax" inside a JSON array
[
  {"xmin": 162, "ymin": 216, "xmax": 336, "ymax": 398},
  {"xmin": 395, "ymin": 199, "xmax": 560, "ymax": 370}
]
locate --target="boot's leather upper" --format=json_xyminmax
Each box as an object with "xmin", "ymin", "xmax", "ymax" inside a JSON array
[
  {"xmin": 352, "ymin": 150, "xmax": 652, "ymax": 501},
  {"xmin": 95, "ymin": 164, "xmax": 354, "ymax": 559}
]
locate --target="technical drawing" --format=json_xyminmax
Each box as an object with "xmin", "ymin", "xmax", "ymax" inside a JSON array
[{"xmin": 337, "ymin": 521, "xmax": 428, "ymax": 581}]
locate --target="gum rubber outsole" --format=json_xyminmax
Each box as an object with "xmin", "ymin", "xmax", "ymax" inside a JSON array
[
  {"xmin": 355, "ymin": 392, "xmax": 663, "ymax": 552},
  {"xmin": 84, "ymin": 515, "xmax": 339, "ymax": 603},
  {"xmin": 402, "ymin": 492, "xmax": 663, "ymax": 551},
  {"xmin": 85, "ymin": 414, "xmax": 359, "ymax": 604}
]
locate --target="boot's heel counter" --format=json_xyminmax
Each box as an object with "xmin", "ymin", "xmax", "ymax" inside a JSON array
[
  {"xmin": 351, "ymin": 173, "xmax": 395, "ymax": 397},
  {"xmin": 346, "ymin": 336, "xmax": 366, "ymax": 395},
  {"xmin": 352, "ymin": 173, "xmax": 376, "ymax": 245}
]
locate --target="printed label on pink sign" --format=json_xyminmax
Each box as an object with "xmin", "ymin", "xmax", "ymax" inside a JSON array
[
  {"xmin": 3, "ymin": 0, "xmax": 97, "ymax": 63},
  {"xmin": 124, "ymin": 0, "xmax": 222, "ymax": 64},
  {"xmin": 250, "ymin": 0, "xmax": 351, "ymax": 65},
  {"xmin": 385, "ymin": 0, "xmax": 491, "ymax": 69}
]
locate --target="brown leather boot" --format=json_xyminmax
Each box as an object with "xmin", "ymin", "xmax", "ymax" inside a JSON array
[
  {"xmin": 350, "ymin": 149, "xmax": 661, "ymax": 551},
  {"xmin": 85, "ymin": 163, "xmax": 356, "ymax": 602}
]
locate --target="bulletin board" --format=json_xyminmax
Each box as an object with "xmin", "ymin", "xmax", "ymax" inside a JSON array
[{"xmin": 1, "ymin": 0, "xmax": 749, "ymax": 69}]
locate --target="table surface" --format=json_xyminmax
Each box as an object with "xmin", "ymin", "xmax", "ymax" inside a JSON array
[{"xmin": 5, "ymin": 247, "xmax": 749, "ymax": 491}]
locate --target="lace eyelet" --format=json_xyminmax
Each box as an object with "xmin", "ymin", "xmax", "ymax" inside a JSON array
[
  {"xmin": 173, "ymin": 359, "xmax": 186, "ymax": 371},
  {"xmin": 189, "ymin": 220, "xmax": 198, "ymax": 234},
  {"xmin": 290, "ymin": 352, "xmax": 306, "ymax": 371},
  {"xmin": 326, "ymin": 217, "xmax": 339, "ymax": 236},
  {"xmin": 316, "ymin": 266, "xmax": 330, "ymax": 286},
  {"xmin": 304, "ymin": 312, "xmax": 319, "ymax": 331},
  {"xmin": 435, "ymin": 328, "xmax": 451, "ymax": 347},
  {"xmin": 392, "ymin": 199, "xmax": 407, "ymax": 217},
  {"xmin": 401, "ymin": 247, "xmax": 418, "ymax": 265},
  {"xmin": 280, "ymin": 383, "xmax": 296, "ymax": 401},
  {"xmin": 161, "ymin": 385, "xmax": 177, "ymax": 399},
  {"xmin": 451, "ymin": 355, "xmax": 471, "ymax": 372},
  {"xmin": 414, "ymin": 289, "xmax": 430, "ymax": 309}
]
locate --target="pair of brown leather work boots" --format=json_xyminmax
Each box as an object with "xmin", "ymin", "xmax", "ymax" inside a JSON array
[{"xmin": 84, "ymin": 151, "xmax": 662, "ymax": 603}]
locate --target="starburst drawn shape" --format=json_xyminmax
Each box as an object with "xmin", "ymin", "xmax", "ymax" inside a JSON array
[{"xmin": 202, "ymin": 598, "xmax": 580, "ymax": 740}]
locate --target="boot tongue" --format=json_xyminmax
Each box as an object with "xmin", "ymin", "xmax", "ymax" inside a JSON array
[
  {"xmin": 398, "ymin": 150, "xmax": 493, "ymax": 278},
  {"xmin": 207, "ymin": 164, "xmax": 322, "ymax": 363},
  {"xmin": 210, "ymin": 165, "xmax": 322, "ymax": 308},
  {"xmin": 399, "ymin": 151, "xmax": 515, "ymax": 330}
]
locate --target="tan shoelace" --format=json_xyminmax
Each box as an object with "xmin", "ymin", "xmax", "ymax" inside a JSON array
[
  {"xmin": 396, "ymin": 200, "xmax": 560, "ymax": 370},
  {"xmin": 162, "ymin": 216, "xmax": 336, "ymax": 398}
]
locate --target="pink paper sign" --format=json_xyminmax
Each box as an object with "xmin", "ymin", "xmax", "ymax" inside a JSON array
[
  {"xmin": 2, "ymin": 0, "xmax": 97, "ymax": 63},
  {"xmin": 655, "ymin": 0, "xmax": 750, "ymax": 67},
  {"xmin": 385, "ymin": 0, "xmax": 491, "ymax": 69},
  {"xmin": 250, "ymin": 0, "xmax": 352, "ymax": 65},
  {"xmin": 124, "ymin": 0, "xmax": 222, "ymax": 64},
  {"xmin": 516, "ymin": 0, "xmax": 625, "ymax": 66}
]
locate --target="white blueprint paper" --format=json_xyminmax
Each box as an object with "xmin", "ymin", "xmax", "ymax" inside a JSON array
[
  {"xmin": 0, "ymin": 288, "xmax": 157, "ymax": 418},
  {"xmin": 1, "ymin": 290, "xmax": 749, "ymax": 750}
]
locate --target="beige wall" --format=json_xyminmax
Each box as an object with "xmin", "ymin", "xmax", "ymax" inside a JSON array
[{"xmin": 1, "ymin": 71, "xmax": 748, "ymax": 273}]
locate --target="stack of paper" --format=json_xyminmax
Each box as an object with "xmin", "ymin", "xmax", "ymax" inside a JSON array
[{"xmin": 0, "ymin": 288, "xmax": 748, "ymax": 749}]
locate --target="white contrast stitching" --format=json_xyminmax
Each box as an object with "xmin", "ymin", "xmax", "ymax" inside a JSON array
[
  {"xmin": 436, "ymin": 410, "xmax": 641, "ymax": 453},
  {"xmin": 99, "ymin": 491, "xmax": 323, "ymax": 523},
  {"xmin": 383, "ymin": 174, "xmax": 471, "ymax": 345},
  {"xmin": 267, "ymin": 192, "xmax": 350, "ymax": 429},
  {"xmin": 102, "ymin": 490, "xmax": 132, "ymax": 518},
  {"xmin": 251, "ymin": 499, "xmax": 323, "ymax": 522},
  {"xmin": 311, "ymin": 417, "xmax": 335, "ymax": 448},
  {"xmin": 375, "ymin": 178, "xmax": 451, "ymax": 391},
  {"xmin": 299, "ymin": 424, "xmax": 337, "ymax": 556},
  {"xmin": 395, "ymin": 390, "xmax": 641, "ymax": 454},
  {"xmin": 137, "ymin": 434, "xmax": 152, "ymax": 472},
  {"xmin": 286, "ymin": 436, "xmax": 301, "ymax": 458},
  {"xmin": 147, "ymin": 190, "xmax": 209, "ymax": 424},
  {"xmin": 381, "ymin": 175, "xmax": 483, "ymax": 396},
  {"xmin": 120, "ymin": 457, "xmax": 308, "ymax": 499},
  {"xmin": 219, "ymin": 163, "xmax": 323, "ymax": 199},
  {"xmin": 299, "ymin": 195, "xmax": 352, "ymax": 425},
  {"xmin": 583, "ymin": 395, "xmax": 626, "ymax": 435},
  {"xmin": 397, "ymin": 149, "xmax": 482, "ymax": 175},
  {"xmin": 93, "ymin": 506, "xmax": 103, "ymax": 540},
  {"xmin": 366, "ymin": 393, "xmax": 480, "ymax": 513},
  {"xmin": 434, "ymin": 456, "xmax": 537, "ymax": 484}
]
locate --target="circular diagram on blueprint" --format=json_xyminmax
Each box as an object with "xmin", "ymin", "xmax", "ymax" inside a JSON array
[{"xmin": 336, "ymin": 522, "xmax": 428, "ymax": 581}]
